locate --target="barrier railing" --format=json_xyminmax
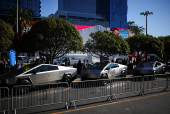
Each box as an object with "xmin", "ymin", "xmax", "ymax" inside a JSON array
[
  {"xmin": 69, "ymin": 79, "xmax": 111, "ymax": 109},
  {"xmin": 11, "ymin": 82, "xmax": 69, "ymax": 114},
  {"xmin": 1, "ymin": 73, "xmax": 170, "ymax": 113},
  {"xmin": 142, "ymin": 74, "xmax": 167, "ymax": 95},
  {"xmin": 0, "ymin": 87, "xmax": 9, "ymax": 114},
  {"xmin": 110, "ymin": 76, "xmax": 143, "ymax": 99},
  {"xmin": 166, "ymin": 74, "xmax": 170, "ymax": 90}
]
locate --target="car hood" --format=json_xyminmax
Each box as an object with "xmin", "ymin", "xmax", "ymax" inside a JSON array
[
  {"xmin": 82, "ymin": 68, "xmax": 102, "ymax": 74},
  {"xmin": 134, "ymin": 67, "xmax": 154, "ymax": 70}
]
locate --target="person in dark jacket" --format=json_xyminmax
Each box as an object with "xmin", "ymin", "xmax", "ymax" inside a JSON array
[{"xmin": 77, "ymin": 60, "xmax": 82, "ymax": 75}]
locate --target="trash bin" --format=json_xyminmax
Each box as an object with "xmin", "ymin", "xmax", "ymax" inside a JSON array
[{"xmin": 8, "ymin": 50, "xmax": 15, "ymax": 65}]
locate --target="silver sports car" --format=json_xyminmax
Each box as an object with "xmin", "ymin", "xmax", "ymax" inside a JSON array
[
  {"xmin": 133, "ymin": 61, "xmax": 165, "ymax": 76},
  {"xmin": 81, "ymin": 62, "xmax": 127, "ymax": 80},
  {"xmin": 0, "ymin": 64, "xmax": 77, "ymax": 86}
]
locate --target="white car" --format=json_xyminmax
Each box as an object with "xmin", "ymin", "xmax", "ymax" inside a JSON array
[
  {"xmin": 17, "ymin": 56, "xmax": 28, "ymax": 65},
  {"xmin": 0, "ymin": 64, "xmax": 77, "ymax": 86},
  {"xmin": 81, "ymin": 62, "xmax": 127, "ymax": 80}
]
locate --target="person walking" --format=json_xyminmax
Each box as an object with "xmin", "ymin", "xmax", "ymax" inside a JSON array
[{"xmin": 77, "ymin": 60, "xmax": 82, "ymax": 75}]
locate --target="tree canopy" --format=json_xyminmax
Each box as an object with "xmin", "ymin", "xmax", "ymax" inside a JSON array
[
  {"xmin": 158, "ymin": 35, "xmax": 170, "ymax": 59},
  {"xmin": 0, "ymin": 18, "xmax": 14, "ymax": 52},
  {"xmin": 125, "ymin": 34, "xmax": 164, "ymax": 56},
  {"xmin": 128, "ymin": 21, "xmax": 145, "ymax": 35},
  {"xmin": 23, "ymin": 16, "xmax": 83, "ymax": 63},
  {"xmin": 7, "ymin": 6, "xmax": 34, "ymax": 54},
  {"xmin": 85, "ymin": 31, "xmax": 130, "ymax": 63}
]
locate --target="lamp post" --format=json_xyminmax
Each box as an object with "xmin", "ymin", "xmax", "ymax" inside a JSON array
[
  {"xmin": 16, "ymin": 0, "xmax": 18, "ymax": 37},
  {"xmin": 140, "ymin": 11, "xmax": 153, "ymax": 35}
]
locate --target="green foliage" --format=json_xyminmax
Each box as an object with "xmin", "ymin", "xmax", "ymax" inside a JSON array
[
  {"xmin": 125, "ymin": 34, "xmax": 164, "ymax": 55},
  {"xmin": 128, "ymin": 21, "xmax": 145, "ymax": 35},
  {"xmin": 158, "ymin": 35, "xmax": 170, "ymax": 55},
  {"xmin": 26, "ymin": 16, "xmax": 83, "ymax": 60},
  {"xmin": 0, "ymin": 18, "xmax": 14, "ymax": 52},
  {"xmin": 85, "ymin": 31, "xmax": 130, "ymax": 63}
]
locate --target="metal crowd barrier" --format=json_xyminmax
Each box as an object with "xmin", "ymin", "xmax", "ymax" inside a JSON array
[
  {"xmin": 166, "ymin": 74, "xmax": 170, "ymax": 90},
  {"xmin": 110, "ymin": 76, "xmax": 143, "ymax": 99},
  {"xmin": 142, "ymin": 74, "xmax": 168, "ymax": 95},
  {"xmin": 69, "ymin": 79, "xmax": 111, "ymax": 109},
  {"xmin": 2, "ymin": 73, "xmax": 170, "ymax": 112},
  {"xmin": 11, "ymin": 82, "xmax": 69, "ymax": 114},
  {"xmin": 0, "ymin": 87, "xmax": 9, "ymax": 114}
]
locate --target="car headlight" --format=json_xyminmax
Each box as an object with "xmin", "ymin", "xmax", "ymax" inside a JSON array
[{"xmin": 153, "ymin": 70, "xmax": 156, "ymax": 74}]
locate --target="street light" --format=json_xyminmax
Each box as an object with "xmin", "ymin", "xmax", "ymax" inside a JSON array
[{"xmin": 140, "ymin": 11, "xmax": 153, "ymax": 35}]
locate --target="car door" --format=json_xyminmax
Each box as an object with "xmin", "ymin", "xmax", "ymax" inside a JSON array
[
  {"xmin": 113, "ymin": 64, "xmax": 120, "ymax": 77},
  {"xmin": 30, "ymin": 65, "xmax": 49, "ymax": 84},
  {"xmin": 105, "ymin": 63, "xmax": 114, "ymax": 78},
  {"xmin": 46, "ymin": 65, "xmax": 60, "ymax": 82}
]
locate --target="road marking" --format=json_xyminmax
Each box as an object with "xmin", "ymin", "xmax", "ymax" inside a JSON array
[{"xmin": 51, "ymin": 92, "xmax": 170, "ymax": 114}]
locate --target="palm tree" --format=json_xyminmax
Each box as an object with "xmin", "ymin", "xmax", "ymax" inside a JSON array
[
  {"xmin": 8, "ymin": 6, "xmax": 34, "ymax": 39},
  {"xmin": 128, "ymin": 21, "xmax": 145, "ymax": 35},
  {"xmin": 7, "ymin": 6, "xmax": 34, "ymax": 66},
  {"xmin": 131, "ymin": 26, "xmax": 145, "ymax": 35}
]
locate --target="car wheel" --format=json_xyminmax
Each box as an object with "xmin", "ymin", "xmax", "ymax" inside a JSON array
[{"xmin": 64, "ymin": 75, "xmax": 72, "ymax": 84}]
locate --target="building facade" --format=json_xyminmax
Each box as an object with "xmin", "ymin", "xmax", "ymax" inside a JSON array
[
  {"xmin": 56, "ymin": 0, "xmax": 127, "ymax": 28},
  {"xmin": 0, "ymin": 0, "xmax": 41, "ymax": 17},
  {"xmin": 97, "ymin": 0, "xmax": 127, "ymax": 28},
  {"xmin": 55, "ymin": 0, "xmax": 109, "ymax": 27}
]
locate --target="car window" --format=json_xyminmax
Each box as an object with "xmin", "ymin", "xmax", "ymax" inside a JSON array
[
  {"xmin": 25, "ymin": 69, "xmax": 36, "ymax": 74},
  {"xmin": 89, "ymin": 63, "xmax": 107, "ymax": 70},
  {"xmin": 36, "ymin": 65, "xmax": 47, "ymax": 72},
  {"xmin": 112, "ymin": 64, "xmax": 119, "ymax": 68},
  {"xmin": 106, "ymin": 63, "xmax": 114, "ymax": 69},
  {"xmin": 17, "ymin": 57, "xmax": 22, "ymax": 60},
  {"xmin": 47, "ymin": 66, "xmax": 59, "ymax": 71}
]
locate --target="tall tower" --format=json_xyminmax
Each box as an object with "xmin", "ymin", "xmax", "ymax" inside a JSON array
[
  {"xmin": 96, "ymin": 0, "xmax": 127, "ymax": 28},
  {"xmin": 0, "ymin": 0, "xmax": 41, "ymax": 17}
]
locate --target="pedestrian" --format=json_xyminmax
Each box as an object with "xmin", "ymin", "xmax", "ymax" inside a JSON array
[
  {"xmin": 86, "ymin": 60, "xmax": 89, "ymax": 68},
  {"xmin": 65, "ymin": 58, "xmax": 68, "ymax": 66},
  {"xmin": 77, "ymin": 60, "xmax": 82, "ymax": 75},
  {"xmin": 0, "ymin": 61, "xmax": 4, "ymax": 75},
  {"xmin": 46, "ymin": 56, "xmax": 50, "ymax": 64}
]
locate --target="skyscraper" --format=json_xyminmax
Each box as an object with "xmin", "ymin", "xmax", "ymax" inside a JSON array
[
  {"xmin": 0, "ymin": 0, "xmax": 41, "ymax": 17},
  {"xmin": 56, "ymin": 0, "xmax": 127, "ymax": 28},
  {"xmin": 56, "ymin": 0, "xmax": 109, "ymax": 27},
  {"xmin": 97, "ymin": 0, "xmax": 127, "ymax": 28},
  {"xmin": 58, "ymin": 0, "xmax": 96, "ymax": 14}
]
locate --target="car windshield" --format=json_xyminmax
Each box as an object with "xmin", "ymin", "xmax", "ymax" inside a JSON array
[
  {"xmin": 89, "ymin": 63, "xmax": 107, "ymax": 70},
  {"xmin": 0, "ymin": 64, "xmax": 37, "ymax": 78},
  {"xmin": 137, "ymin": 61, "xmax": 155, "ymax": 67},
  {"xmin": 59, "ymin": 57, "xmax": 66, "ymax": 61}
]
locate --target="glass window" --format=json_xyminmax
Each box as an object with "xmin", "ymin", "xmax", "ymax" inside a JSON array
[
  {"xmin": 47, "ymin": 66, "xmax": 59, "ymax": 71},
  {"xmin": 36, "ymin": 65, "xmax": 47, "ymax": 72}
]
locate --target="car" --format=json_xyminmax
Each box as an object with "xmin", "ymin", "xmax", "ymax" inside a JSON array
[
  {"xmin": 0, "ymin": 64, "xmax": 77, "ymax": 87},
  {"xmin": 115, "ymin": 58, "xmax": 124, "ymax": 64},
  {"xmin": 133, "ymin": 61, "xmax": 166, "ymax": 76},
  {"xmin": 81, "ymin": 62, "xmax": 127, "ymax": 80},
  {"xmin": 166, "ymin": 59, "xmax": 170, "ymax": 66},
  {"xmin": 17, "ymin": 56, "xmax": 28, "ymax": 65}
]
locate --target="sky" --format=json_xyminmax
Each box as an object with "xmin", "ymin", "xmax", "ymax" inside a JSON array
[{"xmin": 40, "ymin": 0, "xmax": 170, "ymax": 37}]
